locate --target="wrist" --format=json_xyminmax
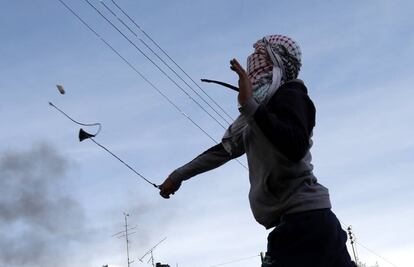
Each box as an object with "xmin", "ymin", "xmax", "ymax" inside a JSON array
[
  {"xmin": 238, "ymin": 94, "xmax": 250, "ymax": 105},
  {"xmin": 168, "ymin": 170, "xmax": 184, "ymax": 184},
  {"xmin": 239, "ymin": 97, "xmax": 259, "ymax": 117},
  {"xmin": 238, "ymin": 90, "xmax": 252, "ymax": 105}
]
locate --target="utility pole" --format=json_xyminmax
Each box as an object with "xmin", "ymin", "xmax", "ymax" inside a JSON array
[
  {"xmin": 112, "ymin": 213, "xmax": 137, "ymax": 267},
  {"xmin": 347, "ymin": 225, "xmax": 359, "ymax": 264}
]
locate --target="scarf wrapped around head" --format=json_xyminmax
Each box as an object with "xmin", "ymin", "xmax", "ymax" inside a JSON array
[
  {"xmin": 222, "ymin": 34, "xmax": 302, "ymax": 155},
  {"xmin": 247, "ymin": 35, "xmax": 302, "ymax": 87}
]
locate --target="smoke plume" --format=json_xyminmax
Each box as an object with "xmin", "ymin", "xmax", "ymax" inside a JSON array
[{"xmin": 0, "ymin": 143, "xmax": 86, "ymax": 267}]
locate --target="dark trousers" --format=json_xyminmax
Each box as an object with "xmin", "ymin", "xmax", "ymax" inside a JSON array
[{"xmin": 262, "ymin": 209, "xmax": 356, "ymax": 267}]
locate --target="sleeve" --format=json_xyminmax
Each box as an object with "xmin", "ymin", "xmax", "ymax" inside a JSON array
[
  {"xmin": 169, "ymin": 143, "xmax": 244, "ymax": 183},
  {"xmin": 240, "ymin": 86, "xmax": 315, "ymax": 162}
]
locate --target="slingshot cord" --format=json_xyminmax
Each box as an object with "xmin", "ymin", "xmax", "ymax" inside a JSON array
[
  {"xmin": 49, "ymin": 101, "xmax": 158, "ymax": 188},
  {"xmin": 90, "ymin": 138, "xmax": 158, "ymax": 188},
  {"xmin": 49, "ymin": 102, "xmax": 102, "ymax": 135}
]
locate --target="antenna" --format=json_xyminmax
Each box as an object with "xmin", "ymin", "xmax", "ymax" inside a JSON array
[
  {"xmin": 347, "ymin": 225, "xmax": 359, "ymax": 264},
  {"xmin": 139, "ymin": 237, "xmax": 167, "ymax": 267},
  {"xmin": 112, "ymin": 213, "xmax": 137, "ymax": 267}
]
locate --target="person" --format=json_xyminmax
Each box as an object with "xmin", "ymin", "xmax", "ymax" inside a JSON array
[{"xmin": 159, "ymin": 34, "xmax": 356, "ymax": 267}]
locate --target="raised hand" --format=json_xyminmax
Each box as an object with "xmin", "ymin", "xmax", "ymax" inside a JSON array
[{"xmin": 230, "ymin": 58, "xmax": 252, "ymax": 105}]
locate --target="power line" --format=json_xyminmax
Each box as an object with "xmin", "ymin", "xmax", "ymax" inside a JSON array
[
  {"xmin": 83, "ymin": 0, "xmax": 228, "ymax": 130},
  {"xmin": 90, "ymin": 0, "xmax": 248, "ymax": 169},
  {"xmin": 56, "ymin": 0, "xmax": 248, "ymax": 170},
  {"xmin": 339, "ymin": 220, "xmax": 400, "ymax": 267},
  {"xmin": 56, "ymin": 0, "xmax": 217, "ymax": 144},
  {"xmin": 355, "ymin": 241, "xmax": 399, "ymax": 267},
  {"xmin": 108, "ymin": 0, "xmax": 235, "ymax": 123},
  {"xmin": 52, "ymin": 6, "xmax": 402, "ymax": 265},
  {"xmin": 99, "ymin": 0, "xmax": 233, "ymax": 126}
]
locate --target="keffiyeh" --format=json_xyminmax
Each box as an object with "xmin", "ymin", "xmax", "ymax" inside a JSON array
[
  {"xmin": 222, "ymin": 34, "xmax": 303, "ymax": 155},
  {"xmin": 247, "ymin": 35, "xmax": 302, "ymax": 88}
]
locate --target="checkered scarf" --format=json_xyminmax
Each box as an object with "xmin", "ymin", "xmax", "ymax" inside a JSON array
[
  {"xmin": 247, "ymin": 35, "xmax": 302, "ymax": 88},
  {"xmin": 222, "ymin": 35, "xmax": 302, "ymax": 155}
]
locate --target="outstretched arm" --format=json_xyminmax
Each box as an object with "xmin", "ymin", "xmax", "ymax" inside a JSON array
[
  {"xmin": 159, "ymin": 143, "xmax": 244, "ymax": 198},
  {"xmin": 160, "ymin": 58, "xmax": 250, "ymax": 199}
]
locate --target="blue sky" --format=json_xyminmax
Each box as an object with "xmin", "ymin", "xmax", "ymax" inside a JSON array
[{"xmin": 1, "ymin": 1, "xmax": 413, "ymax": 267}]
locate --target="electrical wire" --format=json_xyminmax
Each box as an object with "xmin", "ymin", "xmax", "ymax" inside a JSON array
[
  {"xmin": 108, "ymin": 0, "xmax": 235, "ymax": 123},
  {"xmin": 51, "ymin": 5, "xmax": 403, "ymax": 266},
  {"xmin": 55, "ymin": 0, "xmax": 248, "ymax": 170},
  {"xmin": 99, "ymin": 0, "xmax": 233, "ymax": 126},
  {"xmin": 55, "ymin": 0, "xmax": 216, "ymax": 143},
  {"xmin": 339, "ymin": 220, "xmax": 400, "ymax": 267},
  {"xmin": 83, "ymin": 0, "xmax": 229, "ymax": 130},
  {"xmin": 355, "ymin": 241, "xmax": 399, "ymax": 267}
]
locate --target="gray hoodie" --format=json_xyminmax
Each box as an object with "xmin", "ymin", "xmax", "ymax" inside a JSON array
[{"xmin": 169, "ymin": 80, "xmax": 331, "ymax": 229}]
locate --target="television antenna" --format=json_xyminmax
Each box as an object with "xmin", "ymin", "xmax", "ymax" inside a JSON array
[
  {"xmin": 139, "ymin": 237, "xmax": 167, "ymax": 267},
  {"xmin": 112, "ymin": 213, "xmax": 138, "ymax": 267},
  {"xmin": 347, "ymin": 225, "xmax": 359, "ymax": 263}
]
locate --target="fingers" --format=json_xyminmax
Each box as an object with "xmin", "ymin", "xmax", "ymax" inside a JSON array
[
  {"xmin": 160, "ymin": 188, "xmax": 174, "ymax": 198},
  {"xmin": 159, "ymin": 184, "xmax": 171, "ymax": 199},
  {"xmin": 159, "ymin": 178, "xmax": 180, "ymax": 199},
  {"xmin": 159, "ymin": 186, "xmax": 170, "ymax": 198},
  {"xmin": 230, "ymin": 58, "xmax": 246, "ymax": 77},
  {"xmin": 160, "ymin": 192, "xmax": 170, "ymax": 199}
]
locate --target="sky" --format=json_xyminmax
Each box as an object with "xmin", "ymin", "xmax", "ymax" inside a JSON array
[{"xmin": 0, "ymin": 0, "xmax": 413, "ymax": 267}]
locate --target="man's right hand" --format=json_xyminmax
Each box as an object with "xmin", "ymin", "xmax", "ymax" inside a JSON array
[
  {"xmin": 230, "ymin": 58, "xmax": 252, "ymax": 106},
  {"xmin": 159, "ymin": 177, "xmax": 181, "ymax": 199}
]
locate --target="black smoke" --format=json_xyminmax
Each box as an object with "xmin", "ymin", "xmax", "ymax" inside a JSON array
[{"xmin": 0, "ymin": 143, "xmax": 86, "ymax": 267}]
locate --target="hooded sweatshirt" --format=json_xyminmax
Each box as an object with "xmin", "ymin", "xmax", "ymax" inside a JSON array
[
  {"xmin": 169, "ymin": 80, "xmax": 331, "ymax": 229},
  {"xmin": 169, "ymin": 35, "xmax": 331, "ymax": 229}
]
